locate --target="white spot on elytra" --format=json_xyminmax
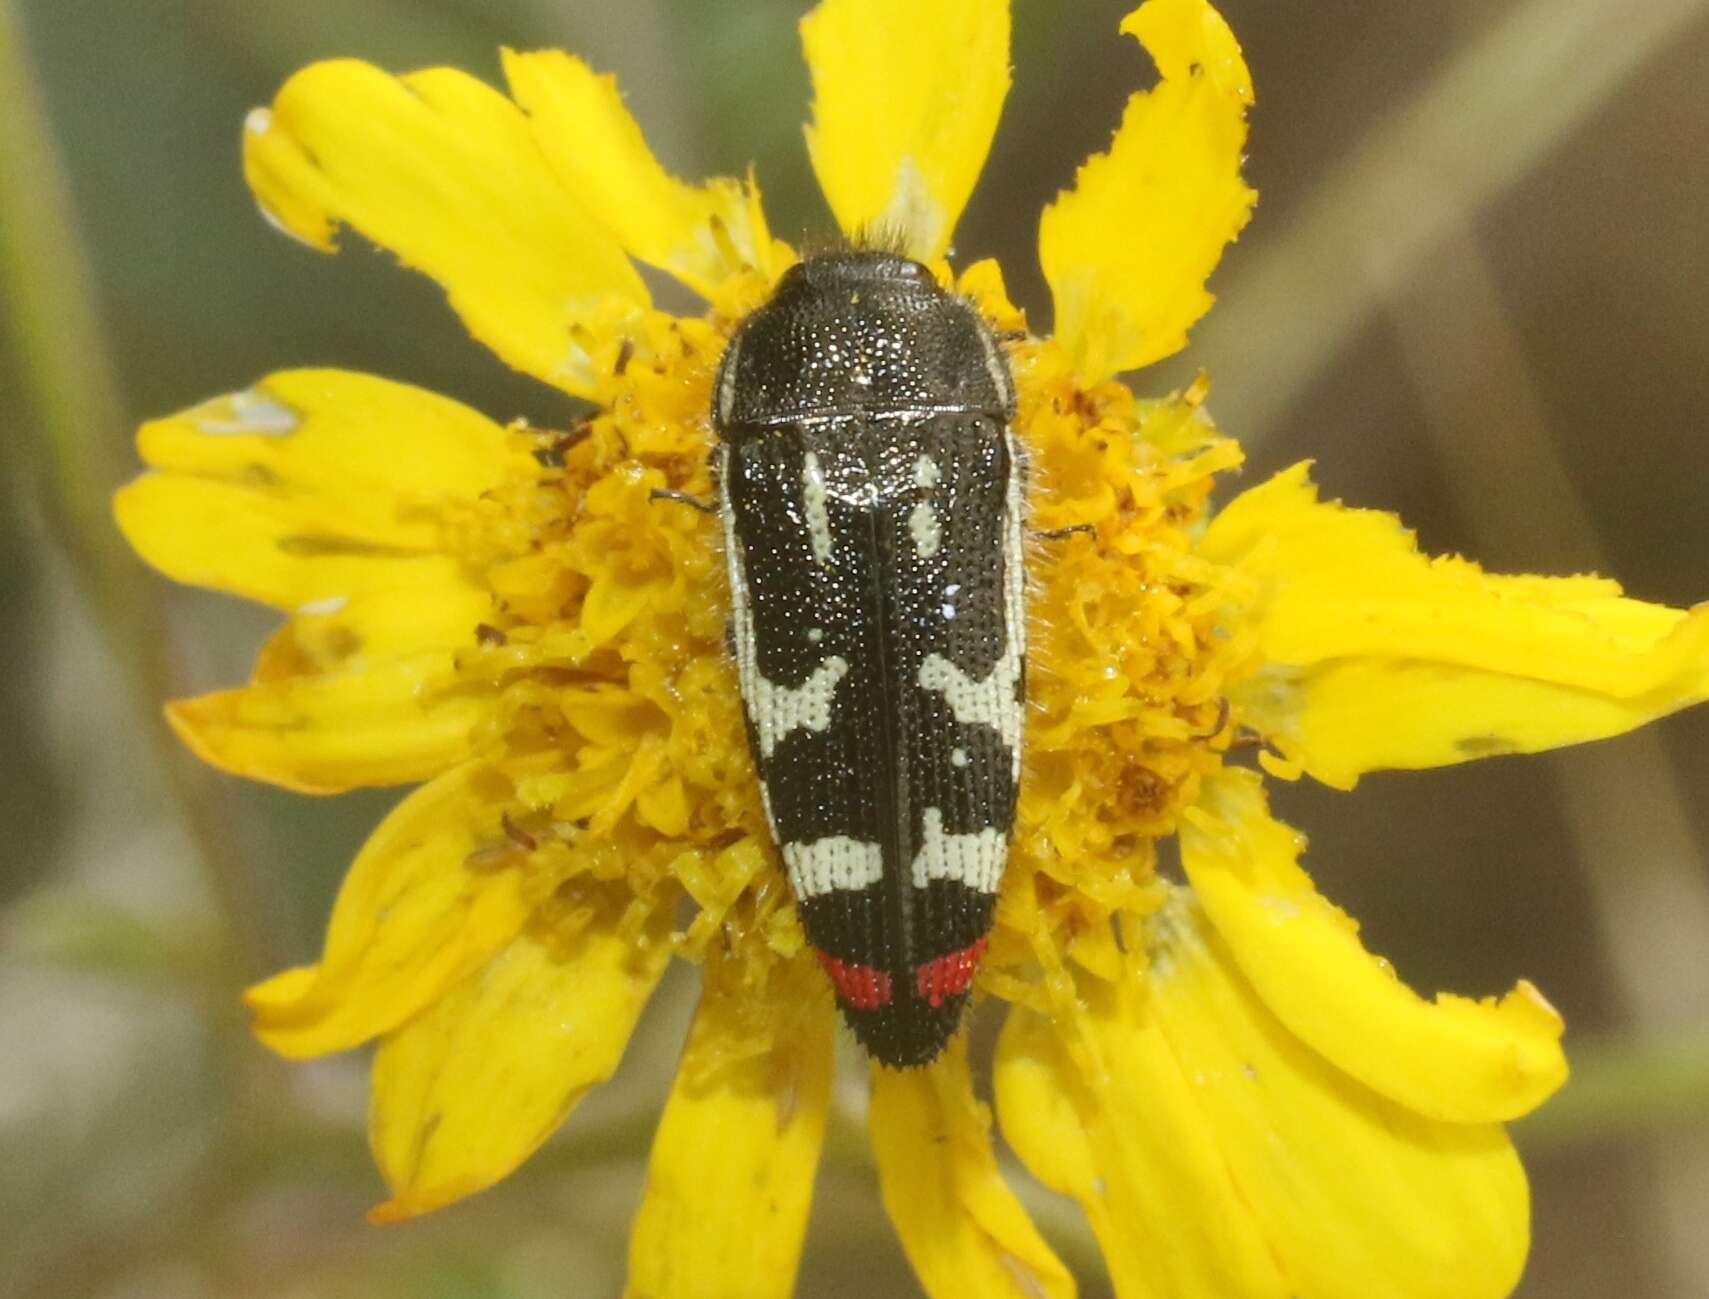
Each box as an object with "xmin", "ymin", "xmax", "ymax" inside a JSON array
[
  {"xmin": 919, "ymin": 652, "xmax": 1014, "ymax": 733},
  {"xmin": 802, "ymin": 450, "xmax": 833, "ymax": 563},
  {"xmin": 196, "ymin": 388, "xmax": 300, "ymax": 436},
  {"xmin": 916, "ymin": 435, "xmax": 1027, "ymax": 780},
  {"xmin": 721, "ymin": 453, "xmax": 847, "ymax": 766},
  {"xmin": 912, "ymin": 807, "xmax": 1006, "ymax": 893},
  {"xmin": 910, "ymin": 456, "xmax": 943, "ymax": 558},
  {"xmin": 748, "ymin": 656, "xmax": 849, "ymax": 760},
  {"xmin": 296, "ymin": 595, "xmax": 348, "ymax": 616},
  {"xmin": 911, "ymin": 501, "xmax": 942, "ymax": 559},
  {"xmin": 950, "ymin": 748, "xmax": 969, "ymax": 768},
  {"xmin": 807, "ymin": 627, "xmax": 824, "ymax": 644},
  {"xmin": 788, "ymin": 836, "xmax": 885, "ymax": 897}
]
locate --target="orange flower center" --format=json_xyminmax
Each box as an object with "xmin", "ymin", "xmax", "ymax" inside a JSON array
[{"xmin": 446, "ymin": 263, "xmax": 1255, "ymax": 1002}]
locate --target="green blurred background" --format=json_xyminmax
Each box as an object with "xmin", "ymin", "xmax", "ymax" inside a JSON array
[{"xmin": 4, "ymin": 1, "xmax": 1708, "ymax": 1296}]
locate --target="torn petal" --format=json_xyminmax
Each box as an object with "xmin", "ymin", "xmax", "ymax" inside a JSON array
[
  {"xmin": 1042, "ymin": 0, "xmax": 1256, "ymax": 383},
  {"xmin": 1180, "ymin": 770, "xmax": 1567, "ymax": 1123},
  {"xmin": 134, "ymin": 370, "xmax": 532, "ymax": 501},
  {"xmin": 1202, "ymin": 463, "xmax": 1709, "ymax": 788},
  {"xmin": 116, "ymin": 372, "xmax": 526, "ymax": 613},
  {"xmin": 243, "ymin": 64, "xmax": 647, "ymax": 395}
]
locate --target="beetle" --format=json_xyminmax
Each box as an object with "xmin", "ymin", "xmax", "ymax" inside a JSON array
[{"xmin": 710, "ymin": 249, "xmax": 1023, "ymax": 1067}]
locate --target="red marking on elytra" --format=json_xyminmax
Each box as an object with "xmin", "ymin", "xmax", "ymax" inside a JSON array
[
  {"xmin": 914, "ymin": 937, "xmax": 989, "ymax": 1007},
  {"xmin": 816, "ymin": 952, "xmax": 893, "ymax": 1010}
]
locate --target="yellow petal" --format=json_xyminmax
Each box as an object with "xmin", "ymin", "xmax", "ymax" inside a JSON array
[
  {"xmin": 134, "ymin": 371, "xmax": 531, "ymax": 502},
  {"xmin": 869, "ymin": 1037, "xmax": 1075, "ymax": 1299},
  {"xmin": 1181, "ymin": 769, "xmax": 1567, "ymax": 1123},
  {"xmin": 115, "ymin": 473, "xmax": 459, "ymax": 612},
  {"xmin": 369, "ymin": 905, "xmax": 671, "ymax": 1221},
  {"xmin": 801, "ymin": 0, "xmax": 1009, "ymax": 259},
  {"xmin": 167, "ymin": 650, "xmax": 485, "ymax": 793},
  {"xmin": 994, "ymin": 976, "xmax": 1289, "ymax": 1299},
  {"xmin": 1041, "ymin": 0, "xmax": 1256, "ymax": 382},
  {"xmin": 173, "ymin": 573, "xmax": 495, "ymax": 792},
  {"xmin": 634, "ymin": 775, "xmax": 691, "ymax": 839},
  {"xmin": 581, "ymin": 570, "xmax": 653, "ymax": 645},
  {"xmin": 1200, "ymin": 463, "xmax": 1709, "ymax": 787},
  {"xmin": 253, "ymin": 580, "xmax": 493, "ymax": 679},
  {"xmin": 1146, "ymin": 888, "xmax": 1532, "ymax": 1299},
  {"xmin": 116, "ymin": 372, "xmax": 525, "ymax": 612},
  {"xmin": 624, "ymin": 954, "xmax": 833, "ymax": 1299},
  {"xmin": 243, "ymin": 64, "xmax": 647, "ymax": 395},
  {"xmin": 502, "ymin": 50, "xmax": 781, "ymax": 296},
  {"xmin": 244, "ymin": 761, "xmax": 550, "ymax": 1058}
]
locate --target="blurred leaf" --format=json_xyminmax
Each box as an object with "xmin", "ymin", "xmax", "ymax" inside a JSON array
[
  {"xmin": 0, "ymin": 968, "xmax": 226, "ymax": 1299},
  {"xmin": 1520, "ymin": 1032, "xmax": 1709, "ymax": 1149},
  {"xmin": 0, "ymin": 474, "xmax": 63, "ymax": 900},
  {"xmin": 0, "ymin": 0, "xmax": 278, "ymax": 971},
  {"xmin": 1196, "ymin": 0, "xmax": 1709, "ymax": 441},
  {"xmin": 9, "ymin": 889, "xmax": 220, "ymax": 985}
]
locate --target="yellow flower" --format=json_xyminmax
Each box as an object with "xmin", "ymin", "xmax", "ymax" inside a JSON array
[{"xmin": 110, "ymin": 0, "xmax": 1709, "ymax": 1295}]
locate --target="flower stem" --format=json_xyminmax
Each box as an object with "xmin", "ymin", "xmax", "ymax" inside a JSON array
[
  {"xmin": 0, "ymin": 0, "xmax": 278, "ymax": 971},
  {"xmin": 1520, "ymin": 1033, "xmax": 1709, "ymax": 1148},
  {"xmin": 1198, "ymin": 0, "xmax": 1709, "ymax": 440},
  {"xmin": 1392, "ymin": 222, "xmax": 1709, "ymax": 1292}
]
